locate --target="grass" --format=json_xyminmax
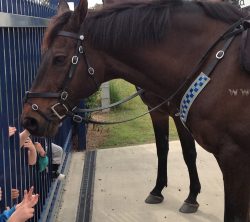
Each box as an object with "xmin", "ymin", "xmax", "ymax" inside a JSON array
[{"xmin": 91, "ymin": 79, "xmax": 179, "ymax": 148}]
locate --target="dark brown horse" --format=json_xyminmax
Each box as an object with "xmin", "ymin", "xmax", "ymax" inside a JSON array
[
  {"xmin": 21, "ymin": 0, "xmax": 250, "ymax": 221},
  {"xmin": 102, "ymin": 0, "xmax": 201, "ymax": 214}
]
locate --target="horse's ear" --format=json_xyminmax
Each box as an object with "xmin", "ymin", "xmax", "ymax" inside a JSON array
[
  {"xmin": 57, "ymin": 0, "xmax": 70, "ymax": 16},
  {"xmin": 73, "ymin": 0, "xmax": 88, "ymax": 27}
]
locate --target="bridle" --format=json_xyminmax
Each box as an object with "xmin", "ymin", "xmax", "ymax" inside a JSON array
[
  {"xmin": 24, "ymin": 28, "xmax": 99, "ymax": 123},
  {"xmin": 24, "ymin": 18, "xmax": 250, "ymax": 126}
]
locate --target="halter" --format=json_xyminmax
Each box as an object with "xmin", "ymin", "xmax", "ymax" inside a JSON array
[{"xmin": 24, "ymin": 29, "xmax": 98, "ymax": 122}]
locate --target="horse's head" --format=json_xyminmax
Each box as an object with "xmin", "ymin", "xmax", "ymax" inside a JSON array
[{"xmin": 21, "ymin": 0, "xmax": 101, "ymax": 137}]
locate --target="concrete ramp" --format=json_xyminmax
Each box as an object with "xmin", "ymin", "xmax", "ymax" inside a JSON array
[{"xmin": 92, "ymin": 142, "xmax": 224, "ymax": 222}]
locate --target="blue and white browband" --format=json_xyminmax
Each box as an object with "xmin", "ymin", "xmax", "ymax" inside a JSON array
[{"xmin": 180, "ymin": 72, "xmax": 210, "ymax": 123}]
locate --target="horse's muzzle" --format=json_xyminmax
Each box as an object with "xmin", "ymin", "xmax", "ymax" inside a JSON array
[
  {"xmin": 21, "ymin": 114, "xmax": 58, "ymax": 137},
  {"xmin": 21, "ymin": 117, "xmax": 39, "ymax": 134}
]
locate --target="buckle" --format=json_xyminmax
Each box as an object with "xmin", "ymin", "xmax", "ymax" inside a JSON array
[
  {"xmin": 79, "ymin": 45, "xmax": 84, "ymax": 54},
  {"xmin": 73, "ymin": 115, "xmax": 83, "ymax": 123},
  {"xmin": 51, "ymin": 103, "xmax": 69, "ymax": 120},
  {"xmin": 72, "ymin": 56, "xmax": 79, "ymax": 64},
  {"xmin": 61, "ymin": 91, "xmax": 68, "ymax": 100}
]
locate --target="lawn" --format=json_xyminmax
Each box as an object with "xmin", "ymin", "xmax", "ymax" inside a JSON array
[{"xmin": 88, "ymin": 79, "xmax": 179, "ymax": 148}]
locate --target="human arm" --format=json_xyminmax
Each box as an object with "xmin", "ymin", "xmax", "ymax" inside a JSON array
[
  {"xmin": 19, "ymin": 130, "xmax": 30, "ymax": 148},
  {"xmin": 8, "ymin": 187, "xmax": 39, "ymax": 222},
  {"xmin": 23, "ymin": 138, "xmax": 37, "ymax": 166},
  {"xmin": 0, "ymin": 207, "xmax": 16, "ymax": 222},
  {"xmin": 34, "ymin": 142, "xmax": 46, "ymax": 157}
]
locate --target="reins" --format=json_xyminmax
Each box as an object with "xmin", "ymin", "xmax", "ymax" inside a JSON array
[
  {"xmin": 23, "ymin": 17, "xmax": 248, "ymax": 126},
  {"xmin": 75, "ymin": 88, "xmax": 145, "ymax": 113}
]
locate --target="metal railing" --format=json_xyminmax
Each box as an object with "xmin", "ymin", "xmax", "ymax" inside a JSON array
[{"xmin": 0, "ymin": 0, "xmax": 83, "ymax": 221}]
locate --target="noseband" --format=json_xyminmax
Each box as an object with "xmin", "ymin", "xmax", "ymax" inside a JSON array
[{"xmin": 24, "ymin": 30, "xmax": 98, "ymax": 122}]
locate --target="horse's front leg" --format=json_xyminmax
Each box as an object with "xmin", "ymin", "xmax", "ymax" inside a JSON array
[
  {"xmin": 145, "ymin": 110, "xmax": 169, "ymax": 204},
  {"xmin": 216, "ymin": 144, "xmax": 250, "ymax": 222},
  {"xmin": 173, "ymin": 116, "xmax": 201, "ymax": 213}
]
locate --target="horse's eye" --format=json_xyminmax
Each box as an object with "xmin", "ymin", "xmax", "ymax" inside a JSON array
[{"xmin": 53, "ymin": 55, "xmax": 66, "ymax": 66}]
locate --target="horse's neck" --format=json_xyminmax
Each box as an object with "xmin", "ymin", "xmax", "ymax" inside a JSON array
[{"xmin": 102, "ymin": 14, "xmax": 230, "ymax": 100}]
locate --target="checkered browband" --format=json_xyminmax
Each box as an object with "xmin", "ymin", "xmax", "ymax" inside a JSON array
[{"xmin": 180, "ymin": 72, "xmax": 210, "ymax": 123}]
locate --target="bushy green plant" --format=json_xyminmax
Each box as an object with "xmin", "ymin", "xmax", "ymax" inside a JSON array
[
  {"xmin": 85, "ymin": 90, "xmax": 101, "ymax": 108},
  {"xmin": 109, "ymin": 79, "xmax": 142, "ymax": 110}
]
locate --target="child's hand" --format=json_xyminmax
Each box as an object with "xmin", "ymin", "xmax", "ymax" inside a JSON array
[
  {"xmin": 11, "ymin": 188, "xmax": 19, "ymax": 200},
  {"xmin": 34, "ymin": 142, "xmax": 46, "ymax": 157},
  {"xmin": 12, "ymin": 187, "xmax": 39, "ymax": 222},
  {"xmin": 9, "ymin": 127, "xmax": 17, "ymax": 137},
  {"xmin": 23, "ymin": 138, "xmax": 35, "ymax": 151}
]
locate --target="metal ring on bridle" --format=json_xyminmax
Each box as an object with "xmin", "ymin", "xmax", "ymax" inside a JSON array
[
  {"xmin": 88, "ymin": 67, "xmax": 95, "ymax": 75},
  {"xmin": 73, "ymin": 115, "xmax": 83, "ymax": 123},
  {"xmin": 32, "ymin": 104, "xmax": 39, "ymax": 111},
  {"xmin": 72, "ymin": 56, "xmax": 79, "ymax": 64},
  {"xmin": 61, "ymin": 91, "xmax": 68, "ymax": 100},
  {"xmin": 216, "ymin": 50, "xmax": 224, "ymax": 59}
]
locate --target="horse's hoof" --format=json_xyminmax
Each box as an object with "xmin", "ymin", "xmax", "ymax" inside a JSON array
[
  {"xmin": 179, "ymin": 202, "xmax": 199, "ymax": 213},
  {"xmin": 145, "ymin": 194, "xmax": 164, "ymax": 204}
]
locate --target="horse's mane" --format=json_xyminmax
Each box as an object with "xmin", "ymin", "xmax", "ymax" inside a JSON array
[
  {"xmin": 43, "ymin": 0, "xmax": 246, "ymax": 52},
  {"xmin": 85, "ymin": 0, "xmax": 246, "ymax": 50}
]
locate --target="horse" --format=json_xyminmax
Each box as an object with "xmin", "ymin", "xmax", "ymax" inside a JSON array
[
  {"xmin": 102, "ymin": 0, "xmax": 201, "ymax": 213},
  {"xmin": 21, "ymin": 0, "xmax": 250, "ymax": 221}
]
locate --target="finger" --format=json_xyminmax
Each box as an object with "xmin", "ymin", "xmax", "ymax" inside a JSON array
[
  {"xmin": 29, "ymin": 186, "xmax": 34, "ymax": 194},
  {"xmin": 23, "ymin": 189, "xmax": 28, "ymax": 201},
  {"xmin": 28, "ymin": 194, "xmax": 39, "ymax": 207},
  {"xmin": 24, "ymin": 190, "xmax": 28, "ymax": 196},
  {"xmin": 28, "ymin": 187, "xmax": 34, "ymax": 198}
]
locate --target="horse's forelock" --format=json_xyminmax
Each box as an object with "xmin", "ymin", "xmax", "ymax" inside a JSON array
[{"xmin": 42, "ymin": 11, "xmax": 73, "ymax": 53}]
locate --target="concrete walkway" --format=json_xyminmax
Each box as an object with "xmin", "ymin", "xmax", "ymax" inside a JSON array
[
  {"xmin": 57, "ymin": 141, "xmax": 224, "ymax": 222},
  {"xmin": 56, "ymin": 151, "xmax": 85, "ymax": 222},
  {"xmin": 92, "ymin": 141, "xmax": 224, "ymax": 222}
]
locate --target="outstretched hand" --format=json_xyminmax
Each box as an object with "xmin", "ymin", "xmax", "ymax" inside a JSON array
[
  {"xmin": 9, "ymin": 187, "xmax": 39, "ymax": 222},
  {"xmin": 17, "ymin": 187, "xmax": 39, "ymax": 209}
]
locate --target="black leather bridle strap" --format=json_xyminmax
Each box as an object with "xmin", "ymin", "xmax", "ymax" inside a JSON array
[
  {"xmin": 204, "ymin": 35, "xmax": 236, "ymax": 76},
  {"xmin": 24, "ymin": 92, "xmax": 61, "ymax": 100},
  {"xmin": 57, "ymin": 31, "xmax": 83, "ymax": 40}
]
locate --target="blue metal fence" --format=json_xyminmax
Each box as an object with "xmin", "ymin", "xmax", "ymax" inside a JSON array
[{"xmin": 0, "ymin": 0, "xmax": 83, "ymax": 221}]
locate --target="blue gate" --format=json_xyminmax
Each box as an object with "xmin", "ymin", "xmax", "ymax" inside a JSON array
[{"xmin": 0, "ymin": 0, "xmax": 83, "ymax": 221}]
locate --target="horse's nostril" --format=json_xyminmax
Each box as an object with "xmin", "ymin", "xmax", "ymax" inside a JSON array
[{"xmin": 22, "ymin": 117, "xmax": 39, "ymax": 132}]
